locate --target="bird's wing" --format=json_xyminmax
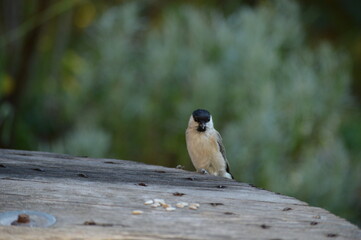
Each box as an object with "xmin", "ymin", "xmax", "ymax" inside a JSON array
[{"xmin": 215, "ymin": 131, "xmax": 232, "ymax": 177}]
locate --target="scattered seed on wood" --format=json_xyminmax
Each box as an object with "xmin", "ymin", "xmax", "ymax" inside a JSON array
[
  {"xmin": 144, "ymin": 200, "xmax": 153, "ymax": 205},
  {"xmin": 77, "ymin": 173, "xmax": 89, "ymax": 178},
  {"xmin": 176, "ymin": 165, "xmax": 184, "ymax": 169},
  {"xmin": 161, "ymin": 203, "xmax": 170, "ymax": 208},
  {"xmin": 189, "ymin": 205, "xmax": 198, "ymax": 210},
  {"xmin": 154, "ymin": 199, "xmax": 165, "ymax": 204},
  {"xmin": 189, "ymin": 203, "xmax": 200, "ymax": 210},
  {"xmin": 151, "ymin": 203, "xmax": 160, "ymax": 208},
  {"xmin": 165, "ymin": 207, "xmax": 176, "ymax": 211},
  {"xmin": 132, "ymin": 210, "xmax": 143, "ymax": 215},
  {"xmin": 186, "ymin": 177, "xmax": 195, "ymax": 181},
  {"xmin": 173, "ymin": 192, "xmax": 185, "ymax": 196},
  {"xmin": 282, "ymin": 207, "xmax": 292, "ymax": 211},
  {"xmin": 32, "ymin": 168, "xmax": 45, "ymax": 172},
  {"xmin": 310, "ymin": 221, "xmax": 318, "ymax": 226},
  {"xmin": 176, "ymin": 202, "xmax": 188, "ymax": 208},
  {"xmin": 326, "ymin": 233, "xmax": 338, "ymax": 238},
  {"xmin": 217, "ymin": 185, "xmax": 226, "ymax": 189},
  {"xmin": 313, "ymin": 215, "xmax": 321, "ymax": 219},
  {"xmin": 260, "ymin": 224, "xmax": 270, "ymax": 229},
  {"xmin": 209, "ymin": 203, "xmax": 224, "ymax": 206},
  {"xmin": 138, "ymin": 182, "xmax": 148, "ymax": 186}
]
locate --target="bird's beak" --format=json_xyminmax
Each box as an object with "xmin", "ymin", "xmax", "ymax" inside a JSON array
[{"xmin": 199, "ymin": 122, "xmax": 206, "ymax": 131}]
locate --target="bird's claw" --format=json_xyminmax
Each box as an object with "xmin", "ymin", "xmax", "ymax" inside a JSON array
[{"xmin": 199, "ymin": 169, "xmax": 209, "ymax": 175}]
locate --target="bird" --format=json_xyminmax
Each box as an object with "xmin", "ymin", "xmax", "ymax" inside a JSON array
[{"xmin": 186, "ymin": 109, "xmax": 233, "ymax": 179}]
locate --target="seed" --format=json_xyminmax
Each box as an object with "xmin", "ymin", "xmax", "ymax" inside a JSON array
[
  {"xmin": 161, "ymin": 203, "xmax": 171, "ymax": 208},
  {"xmin": 165, "ymin": 207, "xmax": 176, "ymax": 211},
  {"xmin": 190, "ymin": 203, "xmax": 200, "ymax": 207},
  {"xmin": 176, "ymin": 202, "xmax": 189, "ymax": 208},
  {"xmin": 132, "ymin": 210, "xmax": 143, "ymax": 215},
  {"xmin": 154, "ymin": 199, "xmax": 165, "ymax": 204},
  {"xmin": 189, "ymin": 203, "xmax": 200, "ymax": 210},
  {"xmin": 151, "ymin": 203, "xmax": 161, "ymax": 208},
  {"xmin": 144, "ymin": 200, "xmax": 154, "ymax": 205}
]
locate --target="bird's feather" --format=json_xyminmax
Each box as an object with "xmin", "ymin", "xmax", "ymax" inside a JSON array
[{"xmin": 216, "ymin": 131, "xmax": 233, "ymax": 179}]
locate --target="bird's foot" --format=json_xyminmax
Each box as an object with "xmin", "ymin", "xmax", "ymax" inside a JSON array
[
  {"xmin": 198, "ymin": 168, "xmax": 209, "ymax": 175},
  {"xmin": 176, "ymin": 165, "xmax": 185, "ymax": 169}
]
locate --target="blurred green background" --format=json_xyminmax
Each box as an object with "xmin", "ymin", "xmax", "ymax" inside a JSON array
[{"xmin": 1, "ymin": 0, "xmax": 360, "ymax": 226}]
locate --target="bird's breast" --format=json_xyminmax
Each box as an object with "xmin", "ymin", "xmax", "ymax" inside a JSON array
[{"xmin": 186, "ymin": 129, "xmax": 221, "ymax": 170}]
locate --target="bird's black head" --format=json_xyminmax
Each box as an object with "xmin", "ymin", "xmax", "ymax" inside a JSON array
[{"xmin": 192, "ymin": 109, "xmax": 211, "ymax": 132}]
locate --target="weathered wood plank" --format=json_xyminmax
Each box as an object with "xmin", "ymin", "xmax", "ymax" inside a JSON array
[{"xmin": 0, "ymin": 149, "xmax": 360, "ymax": 240}]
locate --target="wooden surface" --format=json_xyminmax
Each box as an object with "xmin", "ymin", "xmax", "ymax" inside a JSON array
[{"xmin": 0, "ymin": 149, "xmax": 360, "ymax": 240}]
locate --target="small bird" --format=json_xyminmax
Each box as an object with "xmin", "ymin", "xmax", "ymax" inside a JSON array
[{"xmin": 186, "ymin": 109, "xmax": 233, "ymax": 179}]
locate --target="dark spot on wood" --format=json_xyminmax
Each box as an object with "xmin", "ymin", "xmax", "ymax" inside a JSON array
[
  {"xmin": 186, "ymin": 177, "xmax": 195, "ymax": 181},
  {"xmin": 310, "ymin": 221, "xmax": 318, "ymax": 226},
  {"xmin": 0, "ymin": 164, "xmax": 6, "ymax": 168},
  {"xmin": 224, "ymin": 212, "xmax": 234, "ymax": 215},
  {"xmin": 282, "ymin": 207, "xmax": 292, "ymax": 211},
  {"xmin": 78, "ymin": 156, "xmax": 88, "ymax": 158},
  {"xmin": 83, "ymin": 220, "xmax": 113, "ymax": 227},
  {"xmin": 32, "ymin": 168, "xmax": 45, "ymax": 172},
  {"xmin": 138, "ymin": 182, "xmax": 148, "ymax": 186},
  {"xmin": 173, "ymin": 192, "xmax": 185, "ymax": 196},
  {"xmin": 104, "ymin": 161, "xmax": 117, "ymax": 164},
  {"xmin": 326, "ymin": 233, "xmax": 338, "ymax": 238},
  {"xmin": 275, "ymin": 192, "xmax": 281, "ymax": 195},
  {"xmin": 260, "ymin": 224, "xmax": 270, "ymax": 229},
  {"xmin": 155, "ymin": 170, "xmax": 166, "ymax": 173},
  {"xmin": 78, "ymin": 173, "xmax": 89, "ymax": 178},
  {"xmin": 217, "ymin": 185, "xmax": 226, "ymax": 189},
  {"xmin": 84, "ymin": 220, "xmax": 96, "ymax": 225},
  {"xmin": 209, "ymin": 203, "xmax": 224, "ymax": 206}
]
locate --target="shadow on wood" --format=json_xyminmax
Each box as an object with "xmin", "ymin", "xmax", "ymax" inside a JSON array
[{"xmin": 0, "ymin": 149, "xmax": 360, "ymax": 239}]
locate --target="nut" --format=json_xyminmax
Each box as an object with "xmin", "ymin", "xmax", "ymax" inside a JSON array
[
  {"xmin": 132, "ymin": 210, "xmax": 143, "ymax": 215},
  {"xmin": 144, "ymin": 200, "xmax": 154, "ymax": 205},
  {"xmin": 189, "ymin": 203, "xmax": 200, "ymax": 210},
  {"xmin": 151, "ymin": 203, "xmax": 161, "ymax": 208},
  {"xmin": 161, "ymin": 203, "xmax": 171, "ymax": 209},
  {"xmin": 176, "ymin": 202, "xmax": 189, "ymax": 208}
]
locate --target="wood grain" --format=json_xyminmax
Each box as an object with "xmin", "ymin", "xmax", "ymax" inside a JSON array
[{"xmin": 0, "ymin": 149, "xmax": 360, "ymax": 239}]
